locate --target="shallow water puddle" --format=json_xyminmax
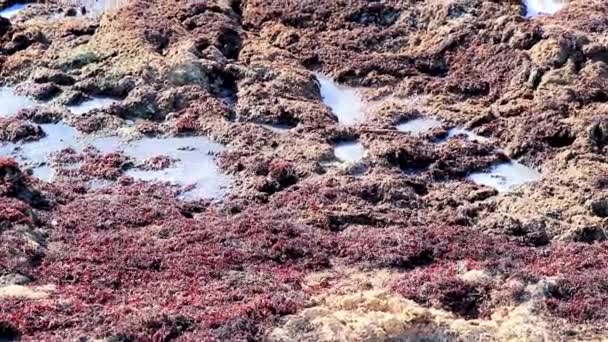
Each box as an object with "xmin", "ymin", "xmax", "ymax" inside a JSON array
[
  {"xmin": 316, "ymin": 74, "xmax": 365, "ymax": 126},
  {"xmin": 394, "ymin": 118, "xmax": 539, "ymax": 190},
  {"xmin": 395, "ymin": 117, "xmax": 491, "ymax": 144},
  {"xmin": 445, "ymin": 128, "xmax": 490, "ymax": 143},
  {"xmin": 0, "ymin": 122, "xmax": 231, "ymax": 199},
  {"xmin": 68, "ymin": 97, "xmax": 118, "ymax": 115},
  {"xmin": 0, "ymin": 90, "xmax": 116, "ymax": 117},
  {"xmin": 467, "ymin": 161, "xmax": 541, "ymax": 192},
  {"xmin": 0, "ymin": 3, "xmax": 25, "ymax": 18},
  {"xmin": 122, "ymin": 137, "xmax": 231, "ymax": 200},
  {"xmin": 334, "ymin": 141, "xmax": 365, "ymax": 163},
  {"xmin": 0, "ymin": 123, "xmax": 99, "ymax": 181},
  {"xmin": 396, "ymin": 118, "xmax": 443, "ymax": 135},
  {"xmin": 436, "ymin": 127, "xmax": 491, "ymax": 145},
  {"xmin": 0, "ymin": 87, "xmax": 36, "ymax": 117},
  {"xmin": 524, "ymin": 0, "xmax": 567, "ymax": 17}
]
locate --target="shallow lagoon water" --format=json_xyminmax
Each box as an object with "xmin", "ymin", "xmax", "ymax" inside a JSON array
[
  {"xmin": 0, "ymin": 4, "xmax": 25, "ymax": 18},
  {"xmin": 316, "ymin": 74, "xmax": 365, "ymax": 126},
  {"xmin": 334, "ymin": 141, "xmax": 365, "ymax": 163},
  {"xmin": 467, "ymin": 161, "xmax": 541, "ymax": 192},
  {"xmin": 0, "ymin": 122, "xmax": 231, "ymax": 199},
  {"xmin": 0, "ymin": 87, "xmax": 36, "ymax": 117},
  {"xmin": 524, "ymin": 0, "xmax": 567, "ymax": 17}
]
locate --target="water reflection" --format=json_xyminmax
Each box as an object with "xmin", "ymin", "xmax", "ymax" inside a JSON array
[
  {"xmin": 524, "ymin": 0, "xmax": 568, "ymax": 17},
  {"xmin": 468, "ymin": 161, "xmax": 541, "ymax": 192},
  {"xmin": 316, "ymin": 73, "xmax": 365, "ymax": 126}
]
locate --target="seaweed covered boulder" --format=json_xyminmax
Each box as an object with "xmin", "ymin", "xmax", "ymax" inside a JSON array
[
  {"xmin": 0, "ymin": 0, "xmax": 607, "ymax": 340},
  {"xmin": 0, "ymin": 157, "xmax": 50, "ymax": 287}
]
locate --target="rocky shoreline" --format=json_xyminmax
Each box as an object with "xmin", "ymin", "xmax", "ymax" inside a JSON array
[{"xmin": 0, "ymin": 0, "xmax": 607, "ymax": 341}]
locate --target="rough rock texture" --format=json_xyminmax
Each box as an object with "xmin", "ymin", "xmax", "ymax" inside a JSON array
[
  {"xmin": 0, "ymin": 117, "xmax": 43, "ymax": 142},
  {"xmin": 0, "ymin": 0, "xmax": 607, "ymax": 341},
  {"xmin": 0, "ymin": 158, "xmax": 50, "ymax": 293},
  {"xmin": 269, "ymin": 268, "xmax": 558, "ymax": 342}
]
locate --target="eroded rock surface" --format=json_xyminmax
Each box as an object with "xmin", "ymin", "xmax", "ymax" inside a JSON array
[{"xmin": 0, "ymin": 0, "xmax": 607, "ymax": 341}]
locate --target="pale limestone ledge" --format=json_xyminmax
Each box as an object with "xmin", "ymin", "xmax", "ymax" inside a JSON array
[
  {"xmin": 268, "ymin": 267, "xmax": 557, "ymax": 342},
  {"xmin": 0, "ymin": 284, "xmax": 54, "ymax": 300}
]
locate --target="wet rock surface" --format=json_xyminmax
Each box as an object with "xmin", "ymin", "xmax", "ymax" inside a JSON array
[{"xmin": 0, "ymin": 0, "xmax": 607, "ymax": 341}]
